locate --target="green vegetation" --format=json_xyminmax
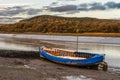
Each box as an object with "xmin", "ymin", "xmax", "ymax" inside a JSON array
[{"xmin": 0, "ymin": 15, "xmax": 120, "ymax": 36}]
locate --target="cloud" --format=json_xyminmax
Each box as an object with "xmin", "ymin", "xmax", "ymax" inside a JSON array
[
  {"xmin": 78, "ymin": 2, "xmax": 120, "ymax": 11},
  {"xmin": 89, "ymin": 2, "xmax": 106, "ymax": 10},
  {"xmin": 66, "ymin": 10, "xmax": 79, "ymax": 14},
  {"xmin": 0, "ymin": 17, "xmax": 24, "ymax": 24},
  {"xmin": 26, "ymin": 8, "xmax": 42, "ymax": 15},
  {"xmin": 0, "ymin": 5, "xmax": 42, "ymax": 24},
  {"xmin": 1, "ymin": 1, "xmax": 120, "ymax": 24},
  {"xmin": 0, "ymin": 5, "xmax": 42, "ymax": 17},
  {"xmin": 57, "ymin": 0, "xmax": 76, "ymax": 1},
  {"xmin": 1, "ymin": 1, "xmax": 120, "ymax": 18},
  {"xmin": 0, "ymin": 6, "xmax": 26, "ymax": 16},
  {"xmin": 45, "ymin": 1, "xmax": 120, "ymax": 13},
  {"xmin": 50, "ymin": 2, "xmax": 58, "ymax": 5},
  {"xmin": 0, "ymin": 5, "xmax": 42, "ymax": 23},
  {"xmin": 48, "ymin": 5, "xmax": 77, "ymax": 12},
  {"xmin": 105, "ymin": 2, "xmax": 120, "ymax": 8}
]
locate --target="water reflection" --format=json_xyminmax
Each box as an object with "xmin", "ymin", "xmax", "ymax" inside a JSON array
[
  {"xmin": 63, "ymin": 75, "xmax": 94, "ymax": 80},
  {"xmin": 0, "ymin": 33, "xmax": 120, "ymax": 44},
  {"xmin": 0, "ymin": 39, "xmax": 36, "ymax": 51},
  {"xmin": 78, "ymin": 43, "xmax": 120, "ymax": 67}
]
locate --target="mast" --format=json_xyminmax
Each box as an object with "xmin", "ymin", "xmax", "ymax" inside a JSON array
[{"xmin": 76, "ymin": 29, "xmax": 79, "ymax": 52}]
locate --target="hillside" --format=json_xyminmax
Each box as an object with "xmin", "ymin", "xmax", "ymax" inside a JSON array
[{"xmin": 0, "ymin": 15, "xmax": 120, "ymax": 33}]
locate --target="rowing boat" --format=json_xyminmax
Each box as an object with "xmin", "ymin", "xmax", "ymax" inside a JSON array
[{"xmin": 39, "ymin": 47, "xmax": 108, "ymax": 71}]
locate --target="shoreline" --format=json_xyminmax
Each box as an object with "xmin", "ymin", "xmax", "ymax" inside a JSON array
[
  {"xmin": 0, "ymin": 49, "xmax": 120, "ymax": 80},
  {"xmin": 0, "ymin": 32, "xmax": 120, "ymax": 37}
]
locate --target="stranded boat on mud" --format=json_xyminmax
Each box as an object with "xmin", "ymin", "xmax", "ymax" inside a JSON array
[{"xmin": 39, "ymin": 47, "xmax": 108, "ymax": 71}]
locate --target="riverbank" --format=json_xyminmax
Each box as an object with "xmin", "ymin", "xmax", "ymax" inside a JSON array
[
  {"xmin": 0, "ymin": 49, "xmax": 120, "ymax": 80},
  {"xmin": 37, "ymin": 33, "xmax": 120, "ymax": 37},
  {"xmin": 1, "ymin": 32, "xmax": 120, "ymax": 37}
]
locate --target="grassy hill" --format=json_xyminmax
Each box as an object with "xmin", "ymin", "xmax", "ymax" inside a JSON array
[{"xmin": 0, "ymin": 15, "xmax": 120, "ymax": 34}]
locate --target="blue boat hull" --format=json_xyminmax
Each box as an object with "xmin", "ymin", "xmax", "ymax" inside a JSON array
[{"xmin": 39, "ymin": 49, "xmax": 105, "ymax": 66}]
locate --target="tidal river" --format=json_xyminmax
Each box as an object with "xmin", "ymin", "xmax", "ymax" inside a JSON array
[{"xmin": 0, "ymin": 33, "xmax": 120, "ymax": 71}]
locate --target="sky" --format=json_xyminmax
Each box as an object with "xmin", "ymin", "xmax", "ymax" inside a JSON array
[{"xmin": 0, "ymin": 0, "xmax": 120, "ymax": 23}]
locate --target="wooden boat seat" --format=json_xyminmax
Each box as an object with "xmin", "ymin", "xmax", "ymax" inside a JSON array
[{"xmin": 45, "ymin": 48, "xmax": 94, "ymax": 58}]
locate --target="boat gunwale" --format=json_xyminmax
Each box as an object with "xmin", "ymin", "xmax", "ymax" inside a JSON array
[{"xmin": 40, "ymin": 50, "xmax": 104, "ymax": 65}]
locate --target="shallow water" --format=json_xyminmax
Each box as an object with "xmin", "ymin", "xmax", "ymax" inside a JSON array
[
  {"xmin": 0, "ymin": 33, "xmax": 120, "ymax": 44},
  {"xmin": 0, "ymin": 37, "xmax": 36, "ymax": 51},
  {"xmin": 0, "ymin": 34, "xmax": 120, "ymax": 68},
  {"xmin": 63, "ymin": 75, "xmax": 94, "ymax": 80}
]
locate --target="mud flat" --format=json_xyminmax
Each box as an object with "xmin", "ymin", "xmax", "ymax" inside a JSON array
[
  {"xmin": 0, "ymin": 49, "xmax": 120, "ymax": 80},
  {"xmin": 0, "ymin": 49, "xmax": 39, "ymax": 58}
]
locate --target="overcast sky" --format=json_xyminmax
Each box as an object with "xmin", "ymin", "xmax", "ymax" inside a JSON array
[{"xmin": 0, "ymin": 0, "xmax": 120, "ymax": 19}]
